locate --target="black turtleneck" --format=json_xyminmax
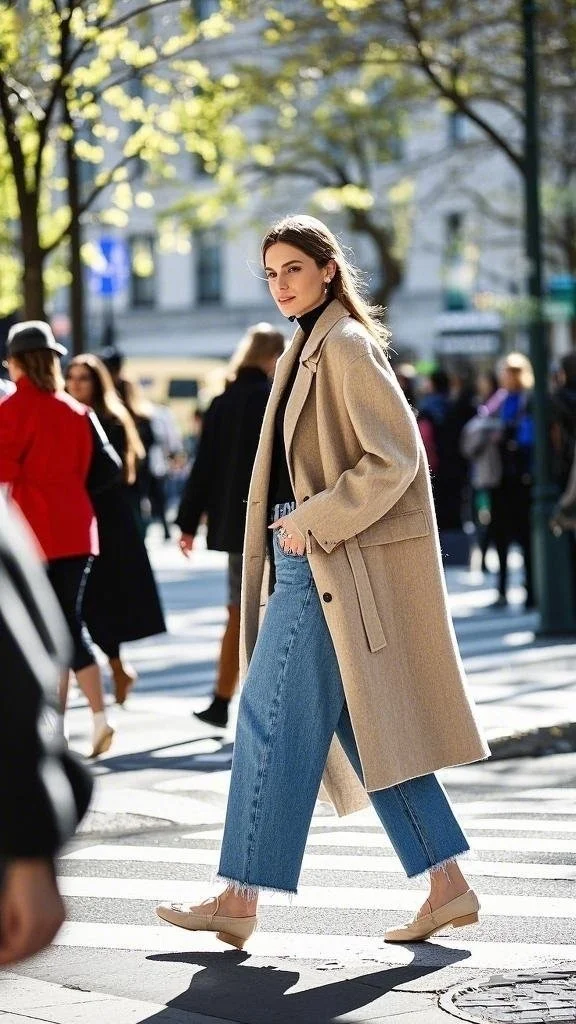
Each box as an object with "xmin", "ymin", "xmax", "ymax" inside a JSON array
[{"xmin": 268, "ymin": 299, "xmax": 331, "ymax": 520}]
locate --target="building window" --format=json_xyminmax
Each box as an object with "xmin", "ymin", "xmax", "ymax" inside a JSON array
[
  {"xmin": 129, "ymin": 234, "xmax": 156, "ymax": 308},
  {"xmin": 192, "ymin": 0, "xmax": 219, "ymax": 19},
  {"xmin": 447, "ymin": 110, "xmax": 467, "ymax": 147},
  {"xmin": 195, "ymin": 228, "xmax": 222, "ymax": 304}
]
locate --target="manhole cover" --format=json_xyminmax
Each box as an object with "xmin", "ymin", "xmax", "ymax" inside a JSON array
[{"xmin": 439, "ymin": 971, "xmax": 576, "ymax": 1023}]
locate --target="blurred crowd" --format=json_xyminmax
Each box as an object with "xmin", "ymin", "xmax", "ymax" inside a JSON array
[{"xmin": 393, "ymin": 351, "xmax": 576, "ymax": 610}]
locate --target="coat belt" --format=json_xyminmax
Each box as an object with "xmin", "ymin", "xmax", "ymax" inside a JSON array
[{"xmin": 344, "ymin": 537, "xmax": 387, "ymax": 652}]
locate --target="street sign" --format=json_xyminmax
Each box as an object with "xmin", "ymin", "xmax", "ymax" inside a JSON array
[{"xmin": 88, "ymin": 237, "xmax": 130, "ymax": 297}]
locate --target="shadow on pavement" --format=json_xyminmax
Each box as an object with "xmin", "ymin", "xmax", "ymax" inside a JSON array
[
  {"xmin": 93, "ymin": 737, "xmax": 234, "ymax": 775},
  {"xmin": 142, "ymin": 944, "xmax": 471, "ymax": 1024}
]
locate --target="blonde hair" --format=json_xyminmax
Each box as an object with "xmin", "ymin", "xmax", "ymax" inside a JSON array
[
  {"xmin": 261, "ymin": 214, "xmax": 391, "ymax": 347},
  {"xmin": 13, "ymin": 350, "xmax": 64, "ymax": 393},
  {"xmin": 501, "ymin": 352, "xmax": 534, "ymax": 390},
  {"xmin": 67, "ymin": 354, "xmax": 145, "ymax": 485},
  {"xmin": 227, "ymin": 322, "xmax": 286, "ymax": 382}
]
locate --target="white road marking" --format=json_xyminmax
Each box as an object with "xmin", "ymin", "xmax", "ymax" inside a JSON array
[
  {"xmin": 61, "ymin": 844, "xmax": 576, "ymax": 881},
  {"xmin": 189, "ymin": 829, "xmax": 576, "ymax": 854},
  {"xmin": 51, "ymin": 923, "xmax": 576, "ymax": 969},
  {"xmin": 56, "ymin": 876, "xmax": 576, "ymax": 917}
]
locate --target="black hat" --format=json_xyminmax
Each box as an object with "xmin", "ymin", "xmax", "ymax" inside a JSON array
[{"xmin": 7, "ymin": 320, "xmax": 67, "ymax": 358}]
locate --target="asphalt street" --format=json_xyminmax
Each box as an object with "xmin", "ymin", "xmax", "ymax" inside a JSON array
[{"xmin": 3, "ymin": 532, "xmax": 576, "ymax": 1024}]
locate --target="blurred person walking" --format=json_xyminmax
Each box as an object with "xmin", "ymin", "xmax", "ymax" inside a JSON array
[
  {"xmin": 489, "ymin": 353, "xmax": 535, "ymax": 609},
  {"xmin": 550, "ymin": 353, "xmax": 576, "ymax": 491},
  {"xmin": 460, "ymin": 370, "xmax": 502, "ymax": 572},
  {"xmin": 157, "ymin": 215, "xmax": 488, "ymax": 948},
  {"xmin": 0, "ymin": 495, "xmax": 93, "ymax": 965},
  {"xmin": 418, "ymin": 369, "xmax": 469, "ymax": 531},
  {"xmin": 176, "ymin": 323, "xmax": 286, "ymax": 728},
  {"xmin": 65, "ymin": 355, "xmax": 166, "ymax": 705},
  {"xmin": 147, "ymin": 402, "xmax": 183, "ymax": 541},
  {"xmin": 0, "ymin": 322, "xmax": 114, "ymax": 757}
]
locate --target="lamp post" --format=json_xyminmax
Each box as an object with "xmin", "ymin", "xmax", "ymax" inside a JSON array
[{"xmin": 522, "ymin": 0, "xmax": 576, "ymax": 633}]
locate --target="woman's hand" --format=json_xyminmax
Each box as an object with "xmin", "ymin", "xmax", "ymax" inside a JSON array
[
  {"xmin": 178, "ymin": 532, "xmax": 195, "ymax": 558},
  {"xmin": 269, "ymin": 516, "xmax": 306, "ymax": 555}
]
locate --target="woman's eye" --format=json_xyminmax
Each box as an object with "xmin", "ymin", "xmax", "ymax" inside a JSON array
[{"xmin": 288, "ymin": 266, "xmax": 300, "ymax": 273}]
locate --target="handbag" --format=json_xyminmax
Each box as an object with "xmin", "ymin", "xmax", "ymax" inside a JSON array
[{"xmin": 85, "ymin": 412, "xmax": 122, "ymax": 497}]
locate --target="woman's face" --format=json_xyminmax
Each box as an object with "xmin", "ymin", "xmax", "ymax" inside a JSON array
[
  {"xmin": 65, "ymin": 364, "xmax": 95, "ymax": 405},
  {"xmin": 264, "ymin": 242, "xmax": 335, "ymax": 319}
]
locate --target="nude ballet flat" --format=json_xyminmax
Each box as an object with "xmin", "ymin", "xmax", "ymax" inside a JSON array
[
  {"xmin": 156, "ymin": 896, "xmax": 257, "ymax": 950},
  {"xmin": 384, "ymin": 888, "xmax": 480, "ymax": 943}
]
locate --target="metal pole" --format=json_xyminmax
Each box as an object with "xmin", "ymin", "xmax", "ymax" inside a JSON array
[{"xmin": 522, "ymin": 0, "xmax": 576, "ymax": 633}]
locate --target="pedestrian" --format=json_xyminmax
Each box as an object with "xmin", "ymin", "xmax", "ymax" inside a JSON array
[
  {"xmin": 0, "ymin": 495, "xmax": 93, "ymax": 965},
  {"xmin": 460, "ymin": 370, "xmax": 501, "ymax": 573},
  {"xmin": 157, "ymin": 214, "xmax": 488, "ymax": 948},
  {"xmin": 550, "ymin": 352, "xmax": 576, "ymax": 491},
  {"xmin": 147, "ymin": 402, "xmax": 183, "ymax": 541},
  {"xmin": 176, "ymin": 322, "xmax": 286, "ymax": 728},
  {"xmin": 489, "ymin": 353, "xmax": 534, "ymax": 609},
  {"xmin": 100, "ymin": 346, "xmax": 154, "ymax": 532},
  {"xmin": 65, "ymin": 354, "xmax": 166, "ymax": 705},
  {"xmin": 0, "ymin": 321, "xmax": 114, "ymax": 757}
]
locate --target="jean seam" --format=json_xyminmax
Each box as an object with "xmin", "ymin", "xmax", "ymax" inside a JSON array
[
  {"xmin": 243, "ymin": 573, "xmax": 315, "ymax": 884},
  {"xmin": 393, "ymin": 783, "xmax": 436, "ymax": 868}
]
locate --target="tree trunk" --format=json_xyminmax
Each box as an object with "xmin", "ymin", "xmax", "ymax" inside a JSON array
[
  {"xmin": 347, "ymin": 208, "xmax": 403, "ymax": 310},
  {"xmin": 65, "ymin": 120, "xmax": 85, "ymax": 355},
  {"xmin": 21, "ymin": 201, "xmax": 46, "ymax": 320}
]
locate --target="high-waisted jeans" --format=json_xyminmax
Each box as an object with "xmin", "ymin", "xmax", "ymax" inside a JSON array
[{"xmin": 218, "ymin": 534, "xmax": 469, "ymax": 894}]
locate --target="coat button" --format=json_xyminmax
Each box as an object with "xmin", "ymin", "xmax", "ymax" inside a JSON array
[
  {"xmin": 303, "ymin": 495, "xmax": 310, "ymax": 501},
  {"xmin": 322, "ymin": 592, "xmax": 332, "ymax": 603}
]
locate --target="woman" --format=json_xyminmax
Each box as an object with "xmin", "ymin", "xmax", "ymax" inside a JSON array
[
  {"xmin": 177, "ymin": 323, "xmax": 285, "ymax": 728},
  {"xmin": 157, "ymin": 215, "xmax": 488, "ymax": 948},
  {"xmin": 0, "ymin": 322, "xmax": 114, "ymax": 757},
  {"xmin": 488, "ymin": 353, "xmax": 534, "ymax": 609},
  {"xmin": 65, "ymin": 355, "xmax": 166, "ymax": 704}
]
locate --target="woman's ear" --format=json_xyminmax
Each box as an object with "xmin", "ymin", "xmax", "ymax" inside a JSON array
[{"xmin": 325, "ymin": 258, "xmax": 337, "ymax": 283}]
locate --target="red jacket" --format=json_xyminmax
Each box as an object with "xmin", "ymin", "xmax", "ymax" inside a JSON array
[{"xmin": 0, "ymin": 377, "xmax": 98, "ymax": 561}]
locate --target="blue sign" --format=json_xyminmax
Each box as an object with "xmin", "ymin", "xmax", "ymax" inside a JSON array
[{"xmin": 89, "ymin": 237, "xmax": 130, "ymax": 297}]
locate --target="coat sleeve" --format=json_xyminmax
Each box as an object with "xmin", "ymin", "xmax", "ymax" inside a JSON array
[
  {"xmin": 290, "ymin": 347, "xmax": 421, "ymax": 553},
  {"xmin": 0, "ymin": 501, "xmax": 93, "ymax": 858},
  {"xmin": 175, "ymin": 400, "xmax": 218, "ymax": 536}
]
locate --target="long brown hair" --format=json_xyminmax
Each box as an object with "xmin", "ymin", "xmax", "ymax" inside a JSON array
[
  {"xmin": 67, "ymin": 354, "xmax": 145, "ymax": 484},
  {"xmin": 227, "ymin": 322, "xmax": 285, "ymax": 383},
  {"xmin": 12, "ymin": 350, "xmax": 64, "ymax": 392},
  {"xmin": 261, "ymin": 214, "xmax": 390, "ymax": 346}
]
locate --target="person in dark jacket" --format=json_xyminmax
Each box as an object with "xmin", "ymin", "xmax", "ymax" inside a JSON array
[
  {"xmin": 65, "ymin": 355, "xmax": 166, "ymax": 705},
  {"xmin": 0, "ymin": 496, "xmax": 93, "ymax": 965},
  {"xmin": 0, "ymin": 321, "xmax": 114, "ymax": 757},
  {"xmin": 550, "ymin": 352, "xmax": 576, "ymax": 490},
  {"xmin": 177, "ymin": 323, "xmax": 285, "ymax": 727}
]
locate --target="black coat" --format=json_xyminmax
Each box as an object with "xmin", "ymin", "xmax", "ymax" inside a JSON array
[
  {"xmin": 176, "ymin": 367, "xmax": 271, "ymax": 553},
  {"xmin": 0, "ymin": 499, "xmax": 93, "ymax": 859},
  {"xmin": 82, "ymin": 414, "xmax": 166, "ymax": 655}
]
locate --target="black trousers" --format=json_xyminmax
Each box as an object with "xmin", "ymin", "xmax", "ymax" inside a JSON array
[
  {"xmin": 490, "ymin": 479, "xmax": 534, "ymax": 603},
  {"xmin": 47, "ymin": 556, "xmax": 95, "ymax": 672}
]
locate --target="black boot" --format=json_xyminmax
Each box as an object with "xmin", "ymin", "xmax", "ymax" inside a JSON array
[{"xmin": 193, "ymin": 696, "xmax": 229, "ymax": 728}]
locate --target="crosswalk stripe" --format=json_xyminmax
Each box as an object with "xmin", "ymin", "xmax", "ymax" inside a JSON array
[
  {"xmin": 189, "ymin": 829, "xmax": 576, "ymax": 854},
  {"xmin": 56, "ymin": 877, "xmax": 576, "ymax": 917},
  {"xmin": 51, "ymin": 923, "xmax": 576, "ymax": 968},
  {"xmin": 61, "ymin": 844, "xmax": 576, "ymax": 881}
]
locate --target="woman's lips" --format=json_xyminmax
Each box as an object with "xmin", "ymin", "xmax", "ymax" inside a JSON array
[{"xmin": 279, "ymin": 296, "xmax": 295, "ymax": 304}]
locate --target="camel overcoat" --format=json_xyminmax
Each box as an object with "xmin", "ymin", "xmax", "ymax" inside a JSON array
[{"xmin": 240, "ymin": 300, "xmax": 489, "ymax": 817}]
